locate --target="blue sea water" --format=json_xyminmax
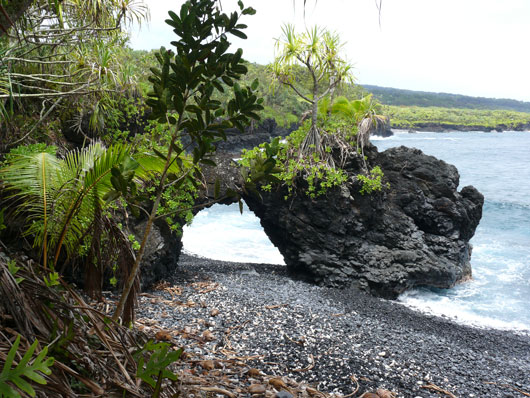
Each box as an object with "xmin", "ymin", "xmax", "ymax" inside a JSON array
[
  {"xmin": 373, "ymin": 130, "xmax": 530, "ymax": 333},
  {"xmin": 183, "ymin": 130, "xmax": 530, "ymax": 333}
]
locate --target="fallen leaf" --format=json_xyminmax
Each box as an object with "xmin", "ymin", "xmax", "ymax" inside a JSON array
[
  {"xmin": 269, "ymin": 377, "xmax": 288, "ymax": 390},
  {"xmin": 154, "ymin": 330, "xmax": 172, "ymax": 341},
  {"xmin": 249, "ymin": 384, "xmax": 267, "ymax": 395},
  {"xmin": 210, "ymin": 308, "xmax": 220, "ymax": 317}
]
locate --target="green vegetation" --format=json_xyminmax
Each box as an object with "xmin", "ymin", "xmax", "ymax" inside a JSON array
[
  {"xmin": 271, "ymin": 24, "xmax": 353, "ymax": 156},
  {"xmin": 0, "ymin": 0, "xmax": 266, "ymax": 395},
  {"xmin": 241, "ymin": 121, "xmax": 350, "ymax": 199},
  {"xmin": 0, "ymin": 335, "xmax": 54, "ymax": 398},
  {"xmin": 180, "ymin": 61, "xmax": 530, "ymax": 132},
  {"xmin": 357, "ymin": 166, "xmax": 387, "ymax": 195},
  {"xmin": 363, "ymin": 84, "xmax": 530, "ymax": 112},
  {"xmin": 134, "ymin": 341, "xmax": 183, "ymax": 397},
  {"xmin": 384, "ymin": 105, "xmax": 530, "ymax": 130},
  {"xmin": 241, "ymin": 94, "xmax": 388, "ymax": 199},
  {"xmin": 0, "ymin": 0, "xmax": 148, "ymax": 146},
  {"xmin": 3, "ymin": 0, "xmax": 527, "ymax": 396},
  {"xmin": 0, "ymin": 143, "xmax": 136, "ymax": 270},
  {"xmin": 112, "ymin": 0, "xmax": 263, "ymax": 322},
  {"xmin": 238, "ymin": 24, "xmax": 388, "ymax": 202}
]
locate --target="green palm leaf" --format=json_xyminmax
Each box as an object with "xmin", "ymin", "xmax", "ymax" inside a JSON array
[
  {"xmin": 0, "ymin": 143, "xmax": 134, "ymax": 268},
  {"xmin": 52, "ymin": 143, "xmax": 133, "ymax": 264},
  {"xmin": 0, "ymin": 152, "xmax": 60, "ymax": 267}
]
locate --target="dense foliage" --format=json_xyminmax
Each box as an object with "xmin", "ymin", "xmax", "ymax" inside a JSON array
[
  {"xmin": 240, "ymin": 95, "xmax": 388, "ymax": 199},
  {"xmin": 385, "ymin": 105, "xmax": 530, "ymax": 130},
  {"xmin": 363, "ymin": 84, "xmax": 530, "ymax": 113},
  {"xmin": 0, "ymin": 0, "xmax": 148, "ymax": 147}
]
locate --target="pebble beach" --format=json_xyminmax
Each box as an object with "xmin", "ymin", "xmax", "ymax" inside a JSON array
[{"xmin": 135, "ymin": 253, "xmax": 530, "ymax": 397}]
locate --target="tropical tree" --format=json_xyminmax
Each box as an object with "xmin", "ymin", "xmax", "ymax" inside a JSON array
[
  {"xmin": 271, "ymin": 24, "xmax": 353, "ymax": 156},
  {"xmin": 0, "ymin": 143, "xmax": 142, "ymax": 319},
  {"xmin": 111, "ymin": 0, "xmax": 263, "ymax": 322},
  {"xmin": 0, "ymin": 0, "xmax": 148, "ymax": 144}
]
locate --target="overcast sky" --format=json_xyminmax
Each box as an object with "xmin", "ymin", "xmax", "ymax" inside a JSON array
[{"xmin": 129, "ymin": 1, "xmax": 530, "ymax": 102}]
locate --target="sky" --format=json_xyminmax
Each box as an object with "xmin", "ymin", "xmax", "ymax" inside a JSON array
[{"xmin": 129, "ymin": 0, "xmax": 530, "ymax": 102}]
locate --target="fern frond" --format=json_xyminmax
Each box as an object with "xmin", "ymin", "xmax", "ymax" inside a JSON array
[{"xmin": 0, "ymin": 335, "xmax": 54, "ymax": 398}]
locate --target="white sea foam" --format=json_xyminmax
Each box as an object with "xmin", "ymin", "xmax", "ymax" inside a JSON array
[
  {"xmin": 398, "ymin": 289, "xmax": 530, "ymax": 334},
  {"xmin": 182, "ymin": 203, "xmax": 285, "ymax": 265},
  {"xmin": 370, "ymin": 135, "xmax": 394, "ymax": 141}
]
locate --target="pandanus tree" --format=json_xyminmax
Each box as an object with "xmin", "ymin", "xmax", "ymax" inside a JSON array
[{"xmin": 271, "ymin": 24, "xmax": 353, "ymax": 156}]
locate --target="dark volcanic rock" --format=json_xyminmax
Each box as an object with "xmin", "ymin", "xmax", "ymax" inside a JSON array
[
  {"xmin": 214, "ymin": 118, "xmax": 297, "ymax": 153},
  {"xmin": 242, "ymin": 144, "xmax": 484, "ymax": 298},
  {"xmin": 126, "ymin": 218, "xmax": 182, "ymax": 289}
]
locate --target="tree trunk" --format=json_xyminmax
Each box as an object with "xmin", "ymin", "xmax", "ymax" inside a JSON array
[{"xmin": 112, "ymin": 131, "xmax": 179, "ymax": 323}]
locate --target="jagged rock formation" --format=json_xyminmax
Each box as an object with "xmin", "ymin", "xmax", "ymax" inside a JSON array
[
  {"xmin": 57, "ymin": 109, "xmax": 482, "ymax": 297},
  {"xmin": 241, "ymin": 144, "xmax": 484, "ymax": 298}
]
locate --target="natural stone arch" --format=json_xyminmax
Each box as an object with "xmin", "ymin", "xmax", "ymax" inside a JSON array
[{"xmin": 201, "ymin": 144, "xmax": 483, "ymax": 299}]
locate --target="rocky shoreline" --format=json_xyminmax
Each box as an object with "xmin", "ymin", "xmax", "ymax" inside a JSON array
[{"xmin": 137, "ymin": 253, "xmax": 530, "ymax": 398}]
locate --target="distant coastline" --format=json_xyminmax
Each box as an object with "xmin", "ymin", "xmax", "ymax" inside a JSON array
[{"xmin": 392, "ymin": 123, "xmax": 530, "ymax": 133}]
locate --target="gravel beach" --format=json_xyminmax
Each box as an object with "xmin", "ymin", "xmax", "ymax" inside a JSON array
[{"xmin": 137, "ymin": 253, "xmax": 530, "ymax": 397}]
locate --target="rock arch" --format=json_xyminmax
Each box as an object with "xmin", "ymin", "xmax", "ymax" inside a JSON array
[{"xmin": 198, "ymin": 144, "xmax": 483, "ymax": 299}]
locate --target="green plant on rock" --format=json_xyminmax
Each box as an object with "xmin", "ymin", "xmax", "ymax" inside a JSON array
[
  {"xmin": 241, "ymin": 120, "xmax": 350, "ymax": 199},
  {"xmin": 241, "ymin": 94, "xmax": 390, "ymax": 198},
  {"xmin": 0, "ymin": 335, "xmax": 55, "ymax": 398},
  {"xmin": 357, "ymin": 165, "xmax": 387, "ymax": 195}
]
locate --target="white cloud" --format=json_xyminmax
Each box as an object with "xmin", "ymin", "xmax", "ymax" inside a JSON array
[{"xmin": 129, "ymin": 0, "xmax": 530, "ymax": 101}]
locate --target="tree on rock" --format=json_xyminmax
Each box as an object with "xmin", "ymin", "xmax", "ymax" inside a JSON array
[{"xmin": 271, "ymin": 24, "xmax": 353, "ymax": 156}]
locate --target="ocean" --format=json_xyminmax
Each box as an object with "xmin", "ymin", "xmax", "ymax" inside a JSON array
[{"xmin": 182, "ymin": 130, "xmax": 530, "ymax": 333}]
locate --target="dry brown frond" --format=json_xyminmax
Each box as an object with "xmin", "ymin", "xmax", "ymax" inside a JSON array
[{"xmin": 0, "ymin": 252, "xmax": 176, "ymax": 397}]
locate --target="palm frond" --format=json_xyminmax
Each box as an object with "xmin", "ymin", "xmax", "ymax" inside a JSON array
[
  {"xmin": 0, "ymin": 152, "xmax": 61, "ymax": 266},
  {"xmin": 53, "ymin": 143, "xmax": 133, "ymax": 264}
]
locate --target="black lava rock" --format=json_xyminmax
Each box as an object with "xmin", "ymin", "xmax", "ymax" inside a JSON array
[{"xmin": 242, "ymin": 144, "xmax": 484, "ymax": 298}]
